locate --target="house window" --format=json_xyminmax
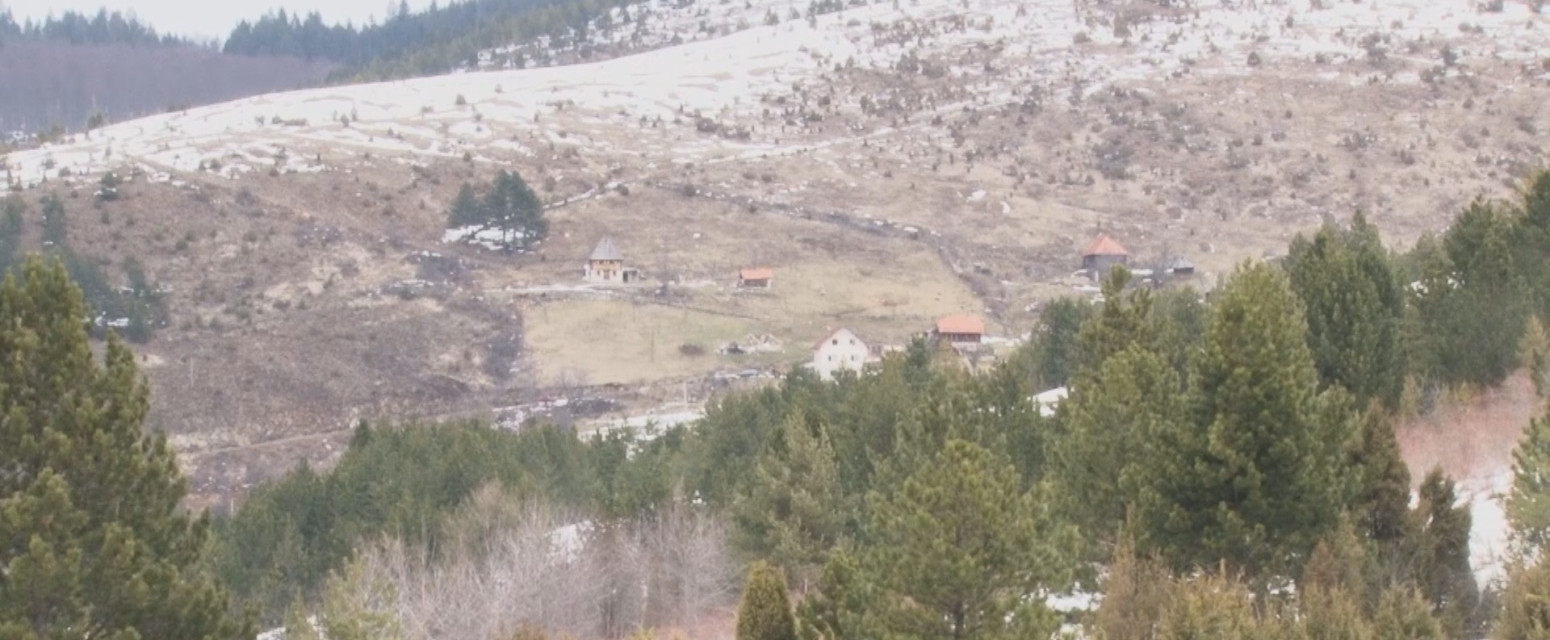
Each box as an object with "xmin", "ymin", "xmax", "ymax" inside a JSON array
[{"xmin": 832, "ymin": 339, "xmax": 838, "ymax": 346}]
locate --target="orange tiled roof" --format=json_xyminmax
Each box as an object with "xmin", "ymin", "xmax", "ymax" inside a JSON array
[
  {"xmin": 1083, "ymin": 234, "xmax": 1129, "ymax": 257},
  {"xmin": 935, "ymin": 313, "xmax": 986, "ymax": 335}
]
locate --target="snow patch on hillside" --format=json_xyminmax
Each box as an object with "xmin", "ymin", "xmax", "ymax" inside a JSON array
[{"xmin": 5, "ymin": 0, "xmax": 1541, "ymax": 189}]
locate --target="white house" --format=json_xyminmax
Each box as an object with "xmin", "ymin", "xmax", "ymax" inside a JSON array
[
  {"xmin": 811, "ymin": 328, "xmax": 872, "ymax": 381},
  {"xmin": 1032, "ymin": 386, "xmax": 1068, "ymax": 417}
]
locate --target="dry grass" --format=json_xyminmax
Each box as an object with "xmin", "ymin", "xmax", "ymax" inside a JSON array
[{"xmin": 1398, "ymin": 373, "xmax": 1540, "ymax": 487}]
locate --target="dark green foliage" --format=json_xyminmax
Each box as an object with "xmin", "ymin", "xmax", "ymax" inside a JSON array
[
  {"xmin": 1137, "ymin": 261, "xmax": 1350, "ymax": 582},
  {"xmin": 1411, "ymin": 200, "xmax": 1530, "ymax": 388},
  {"xmin": 0, "ymin": 256, "xmax": 253, "ymax": 640},
  {"xmin": 1411, "ymin": 470, "xmax": 1480, "ymax": 637},
  {"xmin": 1285, "ymin": 212, "xmax": 1407, "ymax": 408},
  {"xmin": 447, "ymin": 184, "xmax": 482, "ymax": 227},
  {"xmin": 445, "ymin": 170, "xmax": 547, "ymax": 249},
  {"xmin": 733, "ymin": 412, "xmax": 845, "ymax": 588},
  {"xmin": 1051, "ymin": 345, "xmax": 1184, "ymax": 559},
  {"xmin": 0, "ymin": 196, "xmax": 23, "ymax": 267},
  {"xmin": 1023, "ymin": 297, "xmax": 1094, "ymax": 389},
  {"xmin": 223, "ymin": 0, "xmax": 637, "ymax": 81},
  {"xmin": 1147, "ymin": 286, "xmax": 1208, "ymax": 384},
  {"xmin": 860, "ymin": 440, "xmax": 1068, "ymax": 640},
  {"xmin": 797, "ymin": 551, "xmax": 867, "ymax": 640},
  {"xmin": 0, "ymin": 8, "xmax": 191, "ymax": 46},
  {"xmin": 736, "ymin": 562, "xmax": 798, "ymax": 640},
  {"xmin": 1510, "ymin": 171, "xmax": 1550, "ymax": 321},
  {"xmin": 1076, "ymin": 266, "xmax": 1155, "ymax": 375},
  {"xmin": 1349, "ymin": 406, "xmax": 1413, "ymax": 546}
]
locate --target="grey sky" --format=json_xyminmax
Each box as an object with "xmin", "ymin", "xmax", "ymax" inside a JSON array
[{"xmin": 2, "ymin": 0, "xmax": 435, "ymax": 42}]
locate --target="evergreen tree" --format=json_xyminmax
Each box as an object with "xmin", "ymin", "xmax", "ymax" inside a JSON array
[
  {"xmin": 1509, "ymin": 401, "xmax": 1550, "ymax": 555},
  {"xmin": 0, "ymin": 257, "xmax": 253, "ymax": 640},
  {"xmin": 1349, "ymin": 405, "xmax": 1413, "ymax": 546},
  {"xmin": 284, "ymin": 557, "xmax": 402, "ymax": 640},
  {"xmin": 1494, "ymin": 553, "xmax": 1550, "ymax": 640},
  {"xmin": 1511, "ymin": 171, "xmax": 1550, "ymax": 320},
  {"xmin": 1051, "ymin": 345, "xmax": 1184, "ymax": 557},
  {"xmin": 1075, "ymin": 266, "xmax": 1154, "ymax": 377},
  {"xmin": 733, "ymin": 412, "xmax": 845, "ymax": 590},
  {"xmin": 1411, "ymin": 470, "xmax": 1479, "ymax": 638},
  {"xmin": 483, "ymin": 169, "xmax": 546, "ymax": 247},
  {"xmin": 737, "ymin": 561, "xmax": 798, "ymax": 640},
  {"xmin": 1371, "ymin": 586, "xmax": 1445, "ymax": 640},
  {"xmin": 1413, "ymin": 200, "xmax": 1529, "ymax": 388},
  {"xmin": 446, "ymin": 183, "xmax": 483, "ymax": 228},
  {"xmin": 861, "ymin": 440, "xmax": 1069, "ymax": 640},
  {"xmin": 1138, "ymin": 261, "xmax": 1349, "ymax": 582},
  {"xmin": 1156, "ymin": 573, "xmax": 1261, "ymax": 640},
  {"xmin": 796, "ymin": 551, "xmax": 868, "ymax": 640},
  {"xmin": 1024, "ymin": 297, "xmax": 1093, "ymax": 389},
  {"xmin": 1285, "ymin": 212, "xmax": 1406, "ymax": 408}
]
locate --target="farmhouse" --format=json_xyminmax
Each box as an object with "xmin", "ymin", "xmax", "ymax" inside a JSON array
[
  {"xmin": 811, "ymin": 328, "xmax": 872, "ymax": 381},
  {"xmin": 583, "ymin": 237, "xmax": 640, "ymax": 283},
  {"xmin": 933, "ymin": 313, "xmax": 985, "ymax": 346},
  {"xmin": 1082, "ymin": 235, "xmax": 1129, "ymax": 277},
  {"xmin": 738, "ymin": 267, "xmax": 774, "ymax": 289}
]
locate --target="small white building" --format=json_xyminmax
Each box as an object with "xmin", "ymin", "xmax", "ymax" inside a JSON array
[{"xmin": 811, "ymin": 328, "xmax": 872, "ymax": 381}]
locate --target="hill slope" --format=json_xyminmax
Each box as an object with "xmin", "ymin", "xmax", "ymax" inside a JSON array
[{"xmin": 2, "ymin": 0, "xmax": 1548, "ymax": 503}]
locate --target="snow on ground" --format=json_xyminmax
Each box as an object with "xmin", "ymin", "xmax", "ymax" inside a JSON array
[
  {"xmin": 1464, "ymin": 469, "xmax": 1514, "ymax": 588},
  {"xmin": 5, "ymin": 0, "xmax": 1541, "ymax": 188}
]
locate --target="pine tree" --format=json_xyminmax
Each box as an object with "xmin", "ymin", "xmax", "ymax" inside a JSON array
[
  {"xmin": 285, "ymin": 557, "xmax": 402, "ymax": 640},
  {"xmin": 1051, "ymin": 345, "xmax": 1183, "ymax": 556},
  {"xmin": 1412, "ymin": 470, "xmax": 1479, "ymax": 638},
  {"xmin": 1415, "ymin": 199, "xmax": 1529, "ymax": 388},
  {"xmin": 1138, "ymin": 261, "xmax": 1349, "ymax": 582},
  {"xmin": 1075, "ymin": 266, "xmax": 1154, "ymax": 378},
  {"xmin": 0, "ymin": 257, "xmax": 253, "ymax": 640},
  {"xmin": 1024, "ymin": 297, "xmax": 1093, "ymax": 389},
  {"xmin": 733, "ymin": 412, "xmax": 845, "ymax": 590},
  {"xmin": 1371, "ymin": 586, "xmax": 1445, "ymax": 640},
  {"xmin": 484, "ymin": 170, "xmax": 546, "ymax": 247},
  {"xmin": 737, "ymin": 561, "xmax": 798, "ymax": 640},
  {"xmin": 1285, "ymin": 212, "xmax": 1406, "ymax": 408},
  {"xmin": 1349, "ymin": 405, "xmax": 1413, "ymax": 546},
  {"xmin": 1494, "ymin": 553, "xmax": 1550, "ymax": 640},
  {"xmin": 796, "ymin": 551, "xmax": 868, "ymax": 640},
  {"xmin": 1521, "ymin": 317, "xmax": 1550, "ymax": 398},
  {"xmin": 862, "ymin": 439, "xmax": 1069, "ymax": 640},
  {"xmin": 1510, "ymin": 401, "xmax": 1550, "ymax": 555},
  {"xmin": 446, "ymin": 183, "xmax": 483, "ymax": 228}
]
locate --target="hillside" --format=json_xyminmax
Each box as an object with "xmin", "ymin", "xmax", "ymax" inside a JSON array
[{"xmin": 2, "ymin": 0, "xmax": 1548, "ymax": 503}]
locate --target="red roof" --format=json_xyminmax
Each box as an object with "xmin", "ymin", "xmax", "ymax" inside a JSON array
[
  {"xmin": 739, "ymin": 267, "xmax": 774, "ymax": 281},
  {"xmin": 1083, "ymin": 234, "xmax": 1129, "ymax": 257},
  {"xmin": 935, "ymin": 314, "xmax": 985, "ymax": 336}
]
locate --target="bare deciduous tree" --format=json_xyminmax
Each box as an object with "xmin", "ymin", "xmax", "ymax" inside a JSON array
[{"xmin": 348, "ymin": 488, "xmax": 733, "ymax": 640}]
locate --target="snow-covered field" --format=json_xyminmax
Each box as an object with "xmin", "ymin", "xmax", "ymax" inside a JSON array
[{"xmin": 6, "ymin": 0, "xmax": 1544, "ymax": 190}]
